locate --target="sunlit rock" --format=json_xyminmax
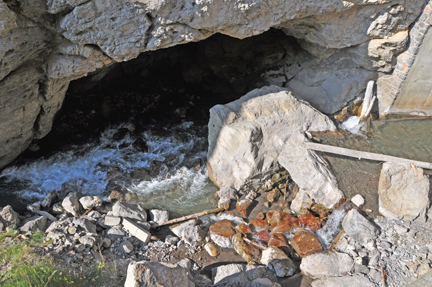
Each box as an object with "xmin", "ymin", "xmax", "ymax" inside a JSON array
[
  {"xmin": 249, "ymin": 219, "xmax": 269, "ymax": 233},
  {"xmin": 209, "ymin": 219, "xmax": 236, "ymax": 248},
  {"xmin": 235, "ymin": 223, "xmax": 252, "ymax": 234},
  {"xmin": 379, "ymin": 162, "xmax": 430, "ymax": 222},
  {"xmin": 236, "ymin": 198, "xmax": 253, "ymax": 218},
  {"xmin": 0, "ymin": 205, "xmax": 20, "ymax": 227},
  {"xmin": 297, "ymin": 209, "xmax": 320, "ymax": 231},
  {"xmin": 300, "ymin": 252, "xmax": 354, "ymax": 279},
  {"xmin": 232, "ymin": 233, "xmax": 260, "ymax": 263},
  {"xmin": 111, "ymin": 201, "xmax": 147, "ymax": 222},
  {"xmin": 256, "ymin": 230, "xmax": 271, "ymax": 243},
  {"xmin": 267, "ymin": 188, "xmax": 282, "ymax": 203},
  {"xmin": 342, "ymin": 209, "xmax": 379, "ymax": 246},
  {"xmin": 79, "ymin": 195, "xmax": 103, "ymax": 210},
  {"xmin": 267, "ymin": 210, "xmax": 300, "ymax": 233},
  {"xmin": 204, "ymin": 242, "xmax": 219, "ymax": 257},
  {"xmin": 268, "ymin": 233, "xmax": 288, "ymax": 248},
  {"xmin": 62, "ymin": 192, "xmax": 82, "ymax": 216},
  {"xmin": 291, "ymin": 229, "xmax": 323, "ymax": 257}
]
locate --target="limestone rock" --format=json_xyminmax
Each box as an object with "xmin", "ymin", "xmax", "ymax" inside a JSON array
[
  {"xmin": 41, "ymin": 191, "xmax": 58, "ymax": 209},
  {"xmin": 79, "ymin": 235, "xmax": 97, "ymax": 247},
  {"xmin": 0, "ymin": 205, "xmax": 20, "ymax": 227},
  {"xmin": 235, "ymin": 223, "xmax": 252, "ymax": 234},
  {"xmin": 311, "ymin": 274, "xmax": 375, "ymax": 287},
  {"xmin": 267, "ymin": 188, "xmax": 281, "ymax": 203},
  {"xmin": 104, "ymin": 215, "xmax": 121, "ymax": 226},
  {"xmin": 79, "ymin": 196, "xmax": 103, "ymax": 210},
  {"xmin": 209, "ymin": 219, "xmax": 236, "ymax": 248},
  {"xmin": 297, "ymin": 209, "xmax": 320, "ymax": 231},
  {"xmin": 208, "ymin": 86, "xmax": 338, "ymax": 196},
  {"xmin": 122, "ymin": 218, "xmax": 151, "ymax": 244},
  {"xmin": 125, "ymin": 261, "xmax": 195, "ymax": 287},
  {"xmin": 300, "ymin": 252, "xmax": 354, "ymax": 279},
  {"xmin": 72, "ymin": 218, "xmax": 97, "ymax": 235},
  {"xmin": 149, "ymin": 209, "xmax": 169, "ymax": 224},
  {"xmin": 0, "ymin": 0, "xmax": 426, "ymax": 171},
  {"xmin": 217, "ymin": 187, "xmax": 237, "ymax": 210},
  {"xmin": 342, "ymin": 209, "xmax": 379, "ymax": 246},
  {"xmin": 232, "ymin": 233, "xmax": 260, "ymax": 263},
  {"xmin": 236, "ymin": 199, "xmax": 253, "ymax": 218},
  {"xmin": 107, "ymin": 226, "xmax": 126, "ymax": 240},
  {"xmin": 379, "ymin": 162, "xmax": 431, "ymax": 222},
  {"xmin": 268, "ymin": 233, "xmax": 288, "ymax": 248},
  {"xmin": 212, "ymin": 264, "xmax": 277, "ymax": 286},
  {"xmin": 261, "ymin": 246, "xmax": 288, "ymax": 265},
  {"xmin": 62, "ymin": 192, "xmax": 82, "ymax": 216},
  {"xmin": 291, "ymin": 229, "xmax": 323, "ymax": 257},
  {"xmin": 279, "ymin": 133, "xmax": 344, "ymax": 212},
  {"xmin": 19, "ymin": 216, "xmax": 47, "ymax": 232},
  {"xmin": 267, "ymin": 210, "xmax": 299, "ymax": 233},
  {"xmin": 120, "ymin": 240, "xmax": 134, "ymax": 254},
  {"xmin": 111, "ymin": 201, "xmax": 147, "ymax": 222},
  {"xmin": 171, "ymin": 219, "xmax": 205, "ymax": 247},
  {"xmin": 253, "ymin": 278, "xmax": 282, "ymax": 287},
  {"xmin": 351, "ymin": 194, "xmax": 365, "ymax": 207}
]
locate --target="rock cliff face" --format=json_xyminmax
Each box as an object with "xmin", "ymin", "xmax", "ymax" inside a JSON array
[{"xmin": 0, "ymin": 0, "xmax": 427, "ymax": 169}]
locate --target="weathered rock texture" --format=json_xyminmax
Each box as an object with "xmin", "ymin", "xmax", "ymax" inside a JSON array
[
  {"xmin": 0, "ymin": 0, "xmax": 427, "ymax": 169},
  {"xmin": 208, "ymin": 86, "xmax": 343, "ymax": 210},
  {"xmin": 125, "ymin": 261, "xmax": 195, "ymax": 287},
  {"xmin": 378, "ymin": 162, "xmax": 431, "ymax": 221}
]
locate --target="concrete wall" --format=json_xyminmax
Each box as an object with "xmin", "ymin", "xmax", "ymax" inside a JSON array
[
  {"xmin": 391, "ymin": 28, "xmax": 432, "ymax": 115},
  {"xmin": 377, "ymin": 1, "xmax": 432, "ymax": 116}
]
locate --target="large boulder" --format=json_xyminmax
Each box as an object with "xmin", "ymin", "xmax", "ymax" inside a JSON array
[
  {"xmin": 208, "ymin": 86, "xmax": 343, "ymax": 210},
  {"xmin": 124, "ymin": 261, "xmax": 195, "ymax": 287},
  {"xmin": 0, "ymin": 0, "xmax": 425, "ymax": 170},
  {"xmin": 378, "ymin": 162, "xmax": 431, "ymax": 222}
]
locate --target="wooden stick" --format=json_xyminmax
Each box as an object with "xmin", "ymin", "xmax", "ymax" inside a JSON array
[
  {"xmin": 154, "ymin": 207, "xmax": 225, "ymax": 228},
  {"xmin": 304, "ymin": 142, "xmax": 432, "ymax": 170},
  {"xmin": 27, "ymin": 205, "xmax": 57, "ymax": 221}
]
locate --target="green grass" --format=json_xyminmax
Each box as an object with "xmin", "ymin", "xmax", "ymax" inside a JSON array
[
  {"xmin": 0, "ymin": 228, "xmax": 17, "ymax": 243},
  {"xmin": 0, "ymin": 230, "xmax": 77, "ymax": 287}
]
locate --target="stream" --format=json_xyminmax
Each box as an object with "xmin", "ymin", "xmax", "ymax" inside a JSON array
[{"xmin": 0, "ymin": 122, "xmax": 218, "ymax": 217}]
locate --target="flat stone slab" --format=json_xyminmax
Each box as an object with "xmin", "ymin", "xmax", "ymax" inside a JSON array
[{"xmin": 122, "ymin": 218, "xmax": 151, "ymax": 244}]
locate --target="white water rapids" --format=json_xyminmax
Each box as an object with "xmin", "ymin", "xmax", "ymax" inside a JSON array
[{"xmin": 0, "ymin": 122, "xmax": 218, "ymax": 216}]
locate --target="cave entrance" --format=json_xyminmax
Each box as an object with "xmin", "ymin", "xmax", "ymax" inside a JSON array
[
  {"xmin": 41, "ymin": 29, "xmax": 309, "ymax": 151},
  {"xmin": 1, "ymin": 29, "xmax": 310, "ymax": 214}
]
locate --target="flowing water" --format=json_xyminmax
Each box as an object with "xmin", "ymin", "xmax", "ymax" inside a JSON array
[
  {"xmin": 316, "ymin": 116, "xmax": 432, "ymax": 215},
  {"xmin": 0, "ymin": 122, "xmax": 218, "ymax": 217}
]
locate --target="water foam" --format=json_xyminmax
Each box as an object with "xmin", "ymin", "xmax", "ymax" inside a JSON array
[
  {"xmin": 0, "ymin": 122, "xmax": 217, "ymax": 214},
  {"xmin": 339, "ymin": 116, "xmax": 367, "ymax": 138}
]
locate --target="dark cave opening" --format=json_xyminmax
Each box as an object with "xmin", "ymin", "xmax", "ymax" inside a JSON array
[{"xmin": 22, "ymin": 29, "xmax": 309, "ymax": 159}]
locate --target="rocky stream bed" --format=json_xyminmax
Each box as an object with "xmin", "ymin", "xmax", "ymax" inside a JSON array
[{"xmin": 2, "ymin": 87, "xmax": 432, "ymax": 287}]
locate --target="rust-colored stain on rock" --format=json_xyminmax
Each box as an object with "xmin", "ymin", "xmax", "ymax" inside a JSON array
[
  {"xmin": 268, "ymin": 233, "xmax": 288, "ymax": 247},
  {"xmin": 209, "ymin": 219, "xmax": 236, "ymax": 237},
  {"xmin": 291, "ymin": 229, "xmax": 323, "ymax": 257},
  {"xmin": 297, "ymin": 209, "xmax": 320, "ymax": 231}
]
